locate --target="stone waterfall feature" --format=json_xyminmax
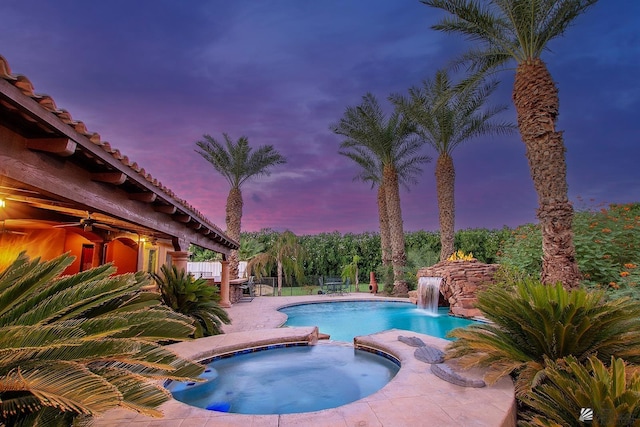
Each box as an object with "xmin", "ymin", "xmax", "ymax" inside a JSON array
[
  {"xmin": 416, "ymin": 260, "xmax": 499, "ymax": 318},
  {"xmin": 417, "ymin": 277, "xmax": 442, "ymax": 314}
]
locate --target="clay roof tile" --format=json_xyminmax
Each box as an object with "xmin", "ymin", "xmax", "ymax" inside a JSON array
[
  {"xmin": 0, "ymin": 55, "xmax": 16, "ymax": 80},
  {"xmin": 38, "ymin": 95, "xmax": 58, "ymax": 112},
  {"xmin": 89, "ymin": 133, "xmax": 101, "ymax": 144},
  {"xmin": 55, "ymin": 109, "xmax": 73, "ymax": 124},
  {"xmin": 14, "ymin": 75, "xmax": 35, "ymax": 96},
  {"xmin": 73, "ymin": 121, "xmax": 89, "ymax": 135}
]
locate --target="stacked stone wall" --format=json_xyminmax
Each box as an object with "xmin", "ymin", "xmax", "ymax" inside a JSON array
[{"xmin": 416, "ymin": 260, "xmax": 499, "ymax": 318}]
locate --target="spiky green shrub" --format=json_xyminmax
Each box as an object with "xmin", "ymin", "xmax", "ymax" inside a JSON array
[
  {"xmin": 520, "ymin": 356, "xmax": 640, "ymax": 427},
  {"xmin": 152, "ymin": 265, "xmax": 230, "ymax": 337},
  {"xmin": 446, "ymin": 280, "xmax": 640, "ymax": 397},
  {"xmin": 0, "ymin": 252, "xmax": 204, "ymax": 426}
]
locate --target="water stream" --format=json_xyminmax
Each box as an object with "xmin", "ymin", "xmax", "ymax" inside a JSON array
[{"xmin": 417, "ymin": 276, "xmax": 442, "ymax": 315}]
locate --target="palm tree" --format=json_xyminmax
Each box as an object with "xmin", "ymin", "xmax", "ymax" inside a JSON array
[
  {"xmin": 152, "ymin": 264, "xmax": 230, "ymax": 337},
  {"xmin": 341, "ymin": 255, "xmax": 361, "ymax": 292},
  {"xmin": 334, "ymin": 138, "xmax": 393, "ymax": 271},
  {"xmin": 332, "ymin": 93, "xmax": 431, "ymax": 295},
  {"xmin": 421, "ymin": 0, "xmax": 598, "ymax": 288},
  {"xmin": 446, "ymin": 280, "xmax": 640, "ymax": 398},
  {"xmin": 392, "ymin": 70, "xmax": 515, "ymax": 261},
  {"xmin": 0, "ymin": 252, "xmax": 203, "ymax": 426},
  {"xmin": 195, "ymin": 133, "xmax": 287, "ymax": 279},
  {"xmin": 248, "ymin": 230, "xmax": 305, "ymax": 296},
  {"xmin": 238, "ymin": 237, "xmax": 266, "ymax": 264}
]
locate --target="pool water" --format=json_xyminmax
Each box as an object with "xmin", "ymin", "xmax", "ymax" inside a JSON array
[
  {"xmin": 280, "ymin": 301, "xmax": 475, "ymax": 341},
  {"xmin": 168, "ymin": 344, "xmax": 399, "ymax": 414}
]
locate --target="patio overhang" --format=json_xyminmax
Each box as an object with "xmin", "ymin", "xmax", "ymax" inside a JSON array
[{"xmin": 0, "ymin": 56, "xmax": 237, "ymax": 256}]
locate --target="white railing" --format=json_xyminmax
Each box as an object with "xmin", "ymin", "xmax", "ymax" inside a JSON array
[{"xmin": 187, "ymin": 261, "xmax": 247, "ymax": 280}]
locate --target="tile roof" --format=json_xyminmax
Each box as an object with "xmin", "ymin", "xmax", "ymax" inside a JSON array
[{"xmin": 0, "ymin": 54, "xmax": 229, "ymax": 241}]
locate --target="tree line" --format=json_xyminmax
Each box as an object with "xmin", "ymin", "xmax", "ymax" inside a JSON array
[{"xmin": 191, "ymin": 227, "xmax": 511, "ymax": 287}]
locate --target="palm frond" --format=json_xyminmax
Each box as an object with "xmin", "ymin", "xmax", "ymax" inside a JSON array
[
  {"xmin": 195, "ymin": 133, "xmax": 286, "ymax": 189},
  {"xmin": 0, "ymin": 253, "xmax": 74, "ymax": 323},
  {"xmin": 91, "ymin": 367, "xmax": 172, "ymax": 418},
  {"xmin": 2, "ymin": 362, "xmax": 122, "ymax": 415}
]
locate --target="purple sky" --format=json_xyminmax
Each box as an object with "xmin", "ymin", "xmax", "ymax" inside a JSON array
[{"xmin": 2, "ymin": 1, "xmax": 639, "ymax": 235}]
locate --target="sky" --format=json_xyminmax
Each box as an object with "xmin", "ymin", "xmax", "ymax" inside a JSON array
[{"xmin": 1, "ymin": 1, "xmax": 639, "ymax": 235}]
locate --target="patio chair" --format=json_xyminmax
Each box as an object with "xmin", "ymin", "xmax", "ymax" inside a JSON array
[
  {"xmin": 318, "ymin": 276, "xmax": 326, "ymax": 294},
  {"xmin": 340, "ymin": 278, "xmax": 350, "ymax": 295},
  {"xmin": 238, "ymin": 276, "xmax": 255, "ymax": 302}
]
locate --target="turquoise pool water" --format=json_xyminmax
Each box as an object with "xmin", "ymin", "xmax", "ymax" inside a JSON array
[
  {"xmin": 280, "ymin": 300, "xmax": 475, "ymax": 341},
  {"xmin": 168, "ymin": 344, "xmax": 399, "ymax": 414}
]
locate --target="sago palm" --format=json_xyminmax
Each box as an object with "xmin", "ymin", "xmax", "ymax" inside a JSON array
[
  {"xmin": 331, "ymin": 93, "xmax": 431, "ymax": 295},
  {"xmin": 0, "ymin": 252, "xmax": 204, "ymax": 426},
  {"xmin": 392, "ymin": 69, "xmax": 514, "ymax": 261},
  {"xmin": 195, "ymin": 133, "xmax": 287, "ymax": 279},
  {"xmin": 422, "ymin": 0, "xmax": 599, "ymax": 288},
  {"xmin": 520, "ymin": 356, "xmax": 640, "ymax": 427},
  {"xmin": 152, "ymin": 264, "xmax": 230, "ymax": 338},
  {"xmin": 446, "ymin": 280, "xmax": 640, "ymax": 397}
]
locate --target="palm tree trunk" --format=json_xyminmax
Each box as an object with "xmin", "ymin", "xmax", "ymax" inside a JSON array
[
  {"xmin": 513, "ymin": 59, "xmax": 580, "ymax": 288},
  {"xmin": 226, "ymin": 187, "xmax": 243, "ymax": 279},
  {"xmin": 377, "ymin": 185, "xmax": 392, "ymax": 267},
  {"xmin": 436, "ymin": 153, "xmax": 456, "ymax": 261},
  {"xmin": 383, "ymin": 165, "xmax": 407, "ymax": 295},
  {"xmin": 277, "ymin": 260, "xmax": 283, "ymax": 296}
]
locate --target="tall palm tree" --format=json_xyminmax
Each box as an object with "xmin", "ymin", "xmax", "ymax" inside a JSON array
[
  {"xmin": 421, "ymin": 0, "xmax": 598, "ymax": 288},
  {"xmin": 195, "ymin": 133, "xmax": 287, "ymax": 279},
  {"xmin": 332, "ymin": 93, "xmax": 431, "ymax": 295},
  {"xmin": 335, "ymin": 140, "xmax": 393, "ymax": 271},
  {"xmin": 247, "ymin": 230, "xmax": 305, "ymax": 296},
  {"xmin": 392, "ymin": 70, "xmax": 515, "ymax": 261}
]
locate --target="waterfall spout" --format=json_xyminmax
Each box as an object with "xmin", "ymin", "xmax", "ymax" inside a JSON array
[{"xmin": 417, "ymin": 277, "xmax": 442, "ymax": 315}]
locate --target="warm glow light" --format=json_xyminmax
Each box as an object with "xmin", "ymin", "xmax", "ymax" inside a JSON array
[
  {"xmin": 0, "ymin": 199, "xmax": 5, "ymax": 208},
  {"xmin": 0, "ymin": 232, "xmax": 58, "ymax": 270}
]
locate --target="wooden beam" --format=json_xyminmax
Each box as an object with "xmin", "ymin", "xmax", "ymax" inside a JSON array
[
  {"xmin": 91, "ymin": 172, "xmax": 127, "ymax": 185},
  {"xmin": 128, "ymin": 192, "xmax": 156, "ymax": 203},
  {"xmin": 190, "ymin": 222, "xmax": 202, "ymax": 230},
  {"xmin": 174, "ymin": 214, "xmax": 191, "ymax": 223},
  {"xmin": 26, "ymin": 138, "xmax": 76, "ymax": 157},
  {"xmin": 153, "ymin": 204, "xmax": 177, "ymax": 214}
]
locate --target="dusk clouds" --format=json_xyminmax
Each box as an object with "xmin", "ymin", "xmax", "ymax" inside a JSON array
[{"xmin": 1, "ymin": 1, "xmax": 638, "ymax": 235}]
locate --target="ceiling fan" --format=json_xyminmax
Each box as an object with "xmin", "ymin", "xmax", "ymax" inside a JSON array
[
  {"xmin": 53, "ymin": 213, "xmax": 116, "ymax": 232},
  {"xmin": 0, "ymin": 220, "xmax": 28, "ymax": 236}
]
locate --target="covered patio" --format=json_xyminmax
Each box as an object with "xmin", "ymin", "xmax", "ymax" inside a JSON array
[{"xmin": 0, "ymin": 54, "xmax": 239, "ymax": 306}]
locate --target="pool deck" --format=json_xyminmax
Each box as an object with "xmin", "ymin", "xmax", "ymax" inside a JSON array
[{"xmin": 91, "ymin": 293, "xmax": 516, "ymax": 426}]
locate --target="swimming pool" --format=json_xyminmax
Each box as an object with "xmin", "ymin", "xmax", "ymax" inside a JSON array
[
  {"xmin": 167, "ymin": 343, "xmax": 399, "ymax": 414},
  {"xmin": 280, "ymin": 300, "xmax": 475, "ymax": 341}
]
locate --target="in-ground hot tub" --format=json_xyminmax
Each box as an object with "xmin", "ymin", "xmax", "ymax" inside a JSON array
[{"xmin": 166, "ymin": 341, "xmax": 399, "ymax": 415}]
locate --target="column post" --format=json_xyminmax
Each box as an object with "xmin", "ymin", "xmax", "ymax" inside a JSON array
[
  {"xmin": 220, "ymin": 259, "xmax": 231, "ymax": 308},
  {"xmin": 168, "ymin": 250, "xmax": 190, "ymax": 273}
]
